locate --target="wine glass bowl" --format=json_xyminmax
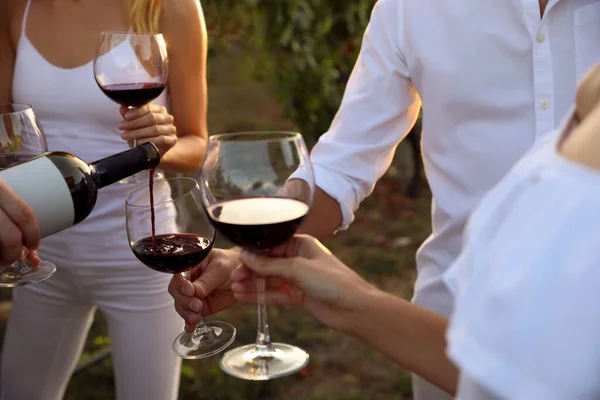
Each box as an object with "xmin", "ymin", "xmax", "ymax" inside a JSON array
[
  {"xmin": 125, "ymin": 177, "xmax": 236, "ymax": 359},
  {"xmin": 199, "ymin": 131, "xmax": 314, "ymax": 380},
  {"xmin": 0, "ymin": 103, "xmax": 57, "ymax": 287},
  {"xmin": 94, "ymin": 31, "xmax": 168, "ymax": 183},
  {"xmin": 94, "ymin": 32, "xmax": 168, "ymax": 106}
]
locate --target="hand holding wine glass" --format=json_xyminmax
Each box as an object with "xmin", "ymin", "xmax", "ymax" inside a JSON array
[
  {"xmin": 168, "ymin": 178, "xmax": 315, "ymax": 328},
  {"xmin": 198, "ymin": 131, "xmax": 314, "ymax": 380},
  {"xmin": 117, "ymin": 103, "xmax": 177, "ymax": 155},
  {"xmin": 169, "ymin": 246, "xmax": 241, "ymax": 333},
  {"xmin": 126, "ymin": 177, "xmax": 236, "ymax": 359},
  {"xmin": 94, "ymin": 31, "xmax": 169, "ymax": 183},
  {"xmin": 0, "ymin": 103, "xmax": 56, "ymax": 286},
  {"xmin": 230, "ymin": 234, "xmax": 378, "ymax": 335}
]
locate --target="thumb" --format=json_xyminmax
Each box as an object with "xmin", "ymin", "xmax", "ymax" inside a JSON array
[
  {"xmin": 240, "ymin": 251, "xmax": 302, "ymax": 282},
  {"xmin": 193, "ymin": 260, "xmax": 233, "ymax": 298},
  {"xmin": 119, "ymin": 105, "xmax": 129, "ymax": 119}
]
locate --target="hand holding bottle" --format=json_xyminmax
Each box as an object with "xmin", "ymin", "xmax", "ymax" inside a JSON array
[{"xmin": 0, "ymin": 179, "xmax": 40, "ymax": 266}]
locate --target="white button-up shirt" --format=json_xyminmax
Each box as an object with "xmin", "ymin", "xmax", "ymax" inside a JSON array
[
  {"xmin": 444, "ymin": 111, "xmax": 600, "ymax": 399},
  {"xmin": 303, "ymin": 0, "xmax": 600, "ymax": 316}
]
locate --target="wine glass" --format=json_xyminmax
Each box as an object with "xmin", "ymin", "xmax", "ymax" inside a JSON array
[
  {"xmin": 198, "ymin": 131, "xmax": 315, "ymax": 380},
  {"xmin": 126, "ymin": 176, "xmax": 236, "ymax": 358},
  {"xmin": 94, "ymin": 31, "xmax": 169, "ymax": 184},
  {"xmin": 0, "ymin": 103, "xmax": 57, "ymax": 287}
]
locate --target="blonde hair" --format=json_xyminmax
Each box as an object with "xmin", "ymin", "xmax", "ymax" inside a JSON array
[{"xmin": 126, "ymin": 0, "xmax": 162, "ymax": 33}]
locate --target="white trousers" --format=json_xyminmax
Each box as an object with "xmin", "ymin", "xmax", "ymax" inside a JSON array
[{"xmin": 0, "ymin": 250, "xmax": 182, "ymax": 400}]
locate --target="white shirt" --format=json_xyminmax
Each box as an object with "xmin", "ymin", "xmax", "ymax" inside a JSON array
[
  {"xmin": 444, "ymin": 111, "xmax": 600, "ymax": 399},
  {"xmin": 297, "ymin": 0, "xmax": 600, "ymax": 317}
]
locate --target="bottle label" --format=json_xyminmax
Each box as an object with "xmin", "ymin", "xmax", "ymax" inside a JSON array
[{"xmin": 0, "ymin": 157, "xmax": 74, "ymax": 238}]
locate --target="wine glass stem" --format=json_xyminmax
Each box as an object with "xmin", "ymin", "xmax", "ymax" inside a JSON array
[
  {"xmin": 126, "ymin": 106, "xmax": 137, "ymax": 148},
  {"xmin": 255, "ymin": 277, "xmax": 273, "ymax": 351}
]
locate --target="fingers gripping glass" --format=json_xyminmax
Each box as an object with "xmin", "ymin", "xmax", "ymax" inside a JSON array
[
  {"xmin": 0, "ymin": 103, "xmax": 56, "ymax": 287},
  {"xmin": 126, "ymin": 177, "xmax": 236, "ymax": 358},
  {"xmin": 94, "ymin": 31, "xmax": 168, "ymax": 184},
  {"xmin": 199, "ymin": 131, "xmax": 315, "ymax": 380}
]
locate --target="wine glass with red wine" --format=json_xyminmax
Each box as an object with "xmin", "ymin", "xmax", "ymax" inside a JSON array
[
  {"xmin": 126, "ymin": 177, "xmax": 236, "ymax": 359},
  {"xmin": 0, "ymin": 103, "xmax": 57, "ymax": 287},
  {"xmin": 198, "ymin": 131, "xmax": 315, "ymax": 380},
  {"xmin": 94, "ymin": 31, "xmax": 168, "ymax": 184}
]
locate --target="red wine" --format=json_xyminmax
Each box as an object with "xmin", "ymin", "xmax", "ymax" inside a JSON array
[
  {"xmin": 149, "ymin": 167, "xmax": 156, "ymax": 249},
  {"xmin": 206, "ymin": 197, "xmax": 309, "ymax": 251},
  {"xmin": 99, "ymin": 82, "xmax": 166, "ymax": 107},
  {"xmin": 131, "ymin": 234, "xmax": 213, "ymax": 274}
]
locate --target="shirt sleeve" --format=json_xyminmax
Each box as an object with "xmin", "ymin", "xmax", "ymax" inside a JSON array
[
  {"xmin": 294, "ymin": 0, "xmax": 421, "ymax": 231},
  {"xmin": 447, "ymin": 137, "xmax": 600, "ymax": 399}
]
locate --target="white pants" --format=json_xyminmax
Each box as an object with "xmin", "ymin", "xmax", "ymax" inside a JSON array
[{"xmin": 0, "ymin": 252, "xmax": 182, "ymax": 400}]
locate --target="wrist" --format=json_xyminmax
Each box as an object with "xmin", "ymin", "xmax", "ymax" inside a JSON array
[{"xmin": 337, "ymin": 285, "xmax": 386, "ymax": 337}]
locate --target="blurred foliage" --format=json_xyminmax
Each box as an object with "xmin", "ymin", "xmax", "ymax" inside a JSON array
[{"xmin": 203, "ymin": 0, "xmax": 377, "ymax": 144}]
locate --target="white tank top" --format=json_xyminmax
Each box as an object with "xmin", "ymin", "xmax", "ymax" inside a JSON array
[{"xmin": 12, "ymin": 0, "xmax": 171, "ymax": 266}]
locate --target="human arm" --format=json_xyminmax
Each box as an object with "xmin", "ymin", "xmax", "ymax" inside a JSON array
[
  {"xmin": 295, "ymin": 0, "xmax": 421, "ymax": 238},
  {"xmin": 230, "ymin": 235, "xmax": 458, "ymax": 395},
  {"xmin": 118, "ymin": 0, "xmax": 208, "ymax": 172}
]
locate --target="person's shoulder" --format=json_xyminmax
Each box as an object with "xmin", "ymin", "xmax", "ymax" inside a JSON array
[
  {"xmin": 4, "ymin": 0, "xmax": 28, "ymax": 23},
  {"xmin": 2, "ymin": 0, "xmax": 28, "ymax": 43},
  {"xmin": 161, "ymin": 0, "xmax": 205, "ymax": 37}
]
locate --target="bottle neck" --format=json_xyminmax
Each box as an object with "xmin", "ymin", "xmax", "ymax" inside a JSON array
[{"xmin": 91, "ymin": 143, "xmax": 161, "ymax": 188}]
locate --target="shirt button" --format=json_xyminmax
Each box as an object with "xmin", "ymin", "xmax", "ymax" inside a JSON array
[
  {"xmin": 540, "ymin": 100, "xmax": 550, "ymax": 109},
  {"xmin": 536, "ymin": 33, "xmax": 546, "ymax": 43}
]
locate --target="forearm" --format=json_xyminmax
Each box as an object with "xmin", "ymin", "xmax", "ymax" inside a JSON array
[
  {"xmin": 298, "ymin": 187, "xmax": 343, "ymax": 240},
  {"xmin": 346, "ymin": 288, "xmax": 458, "ymax": 395},
  {"xmin": 159, "ymin": 135, "xmax": 207, "ymax": 173}
]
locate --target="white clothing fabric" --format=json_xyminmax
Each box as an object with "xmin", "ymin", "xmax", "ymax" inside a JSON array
[
  {"xmin": 292, "ymin": 1, "xmax": 600, "ymax": 397},
  {"xmin": 1, "ymin": 256, "xmax": 182, "ymax": 400},
  {"xmin": 2, "ymin": 1, "xmax": 181, "ymax": 398},
  {"xmin": 446, "ymin": 111, "xmax": 600, "ymax": 399},
  {"xmin": 298, "ymin": 0, "xmax": 600, "ymax": 315}
]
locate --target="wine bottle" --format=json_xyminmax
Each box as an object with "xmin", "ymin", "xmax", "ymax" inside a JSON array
[{"xmin": 0, "ymin": 143, "xmax": 160, "ymax": 238}]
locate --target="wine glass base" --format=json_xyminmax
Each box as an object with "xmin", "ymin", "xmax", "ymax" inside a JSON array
[
  {"xmin": 173, "ymin": 321, "xmax": 236, "ymax": 359},
  {"xmin": 219, "ymin": 343, "xmax": 309, "ymax": 381},
  {"xmin": 119, "ymin": 170, "xmax": 164, "ymax": 185},
  {"xmin": 0, "ymin": 261, "xmax": 56, "ymax": 288}
]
